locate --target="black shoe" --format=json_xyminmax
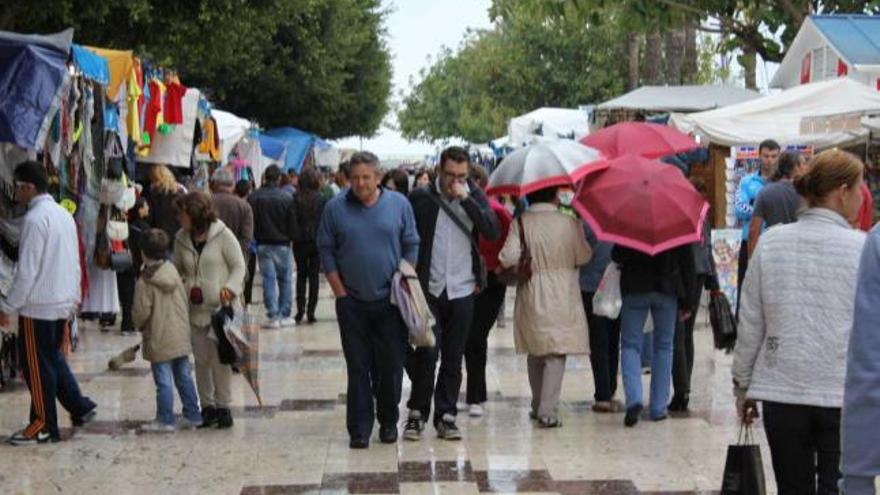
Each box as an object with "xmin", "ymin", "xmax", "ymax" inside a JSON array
[
  {"xmin": 307, "ymin": 315, "xmax": 317, "ymax": 324},
  {"xmin": 72, "ymin": 406, "xmax": 97, "ymax": 427},
  {"xmin": 198, "ymin": 406, "xmax": 218, "ymax": 429},
  {"xmin": 403, "ymin": 411, "xmax": 424, "ymax": 441},
  {"xmin": 216, "ymin": 408, "xmax": 234, "ymax": 429},
  {"xmin": 379, "ymin": 425, "xmax": 398, "ymax": 444},
  {"xmin": 294, "ymin": 311, "xmax": 304, "ymax": 324},
  {"xmin": 349, "ymin": 438, "xmax": 369, "ymax": 449},
  {"xmin": 435, "ymin": 414, "xmax": 462, "ymax": 440},
  {"xmin": 668, "ymin": 393, "xmax": 689, "ymax": 412},
  {"xmin": 625, "ymin": 405, "xmax": 643, "ymax": 427}
]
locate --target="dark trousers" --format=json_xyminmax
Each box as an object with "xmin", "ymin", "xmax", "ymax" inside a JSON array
[
  {"xmin": 582, "ymin": 291, "xmax": 620, "ymax": 402},
  {"xmin": 762, "ymin": 401, "xmax": 841, "ymax": 495},
  {"xmin": 735, "ymin": 242, "xmax": 748, "ymax": 319},
  {"xmin": 336, "ymin": 296, "xmax": 407, "ymax": 442},
  {"xmin": 18, "ymin": 317, "xmax": 96, "ymax": 440},
  {"xmin": 672, "ymin": 275, "xmax": 705, "ymax": 397},
  {"xmin": 293, "ymin": 243, "xmax": 320, "ymax": 318},
  {"xmin": 117, "ymin": 271, "xmax": 136, "ymax": 332},
  {"xmin": 406, "ymin": 291, "xmax": 474, "ymax": 425},
  {"xmin": 464, "ymin": 274, "xmax": 506, "ymax": 404},
  {"xmin": 244, "ymin": 252, "xmax": 257, "ymax": 305}
]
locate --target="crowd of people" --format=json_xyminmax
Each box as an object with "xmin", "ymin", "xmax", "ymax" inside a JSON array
[{"xmin": 4, "ymin": 141, "xmax": 880, "ymax": 494}]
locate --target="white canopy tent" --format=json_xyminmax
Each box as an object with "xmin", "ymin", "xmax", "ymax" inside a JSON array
[
  {"xmin": 508, "ymin": 107, "xmax": 590, "ymax": 148},
  {"xmin": 210, "ymin": 109, "xmax": 252, "ymax": 165},
  {"xmin": 598, "ymin": 85, "xmax": 760, "ymax": 113},
  {"xmin": 670, "ymin": 78, "xmax": 880, "ymax": 149}
]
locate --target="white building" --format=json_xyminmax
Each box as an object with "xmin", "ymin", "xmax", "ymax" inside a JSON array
[{"xmin": 771, "ymin": 14, "xmax": 880, "ymax": 90}]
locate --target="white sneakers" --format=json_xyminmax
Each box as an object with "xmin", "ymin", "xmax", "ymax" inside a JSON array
[
  {"xmin": 141, "ymin": 421, "xmax": 175, "ymax": 433},
  {"xmin": 468, "ymin": 404, "xmax": 485, "ymax": 417},
  {"xmin": 262, "ymin": 317, "xmax": 296, "ymax": 329},
  {"xmin": 279, "ymin": 317, "xmax": 296, "ymax": 328}
]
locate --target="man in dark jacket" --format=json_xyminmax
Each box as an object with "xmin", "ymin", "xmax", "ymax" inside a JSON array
[
  {"xmin": 248, "ymin": 165, "xmax": 298, "ymax": 329},
  {"xmin": 403, "ymin": 146, "xmax": 500, "ymax": 441}
]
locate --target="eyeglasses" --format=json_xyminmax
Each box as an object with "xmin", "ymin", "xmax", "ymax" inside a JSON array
[
  {"xmin": 13, "ymin": 181, "xmax": 33, "ymax": 190},
  {"xmin": 442, "ymin": 171, "xmax": 468, "ymax": 182}
]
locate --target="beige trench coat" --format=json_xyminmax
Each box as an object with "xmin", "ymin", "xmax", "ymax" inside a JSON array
[{"xmin": 499, "ymin": 203, "xmax": 591, "ymax": 356}]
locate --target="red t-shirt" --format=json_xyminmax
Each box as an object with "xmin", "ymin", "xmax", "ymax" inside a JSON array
[
  {"xmin": 480, "ymin": 197, "xmax": 513, "ymax": 272},
  {"xmin": 164, "ymin": 82, "xmax": 187, "ymax": 125},
  {"xmin": 143, "ymin": 80, "xmax": 163, "ymax": 139},
  {"xmin": 858, "ymin": 183, "xmax": 874, "ymax": 231}
]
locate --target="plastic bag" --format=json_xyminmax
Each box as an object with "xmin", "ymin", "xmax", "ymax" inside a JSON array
[{"xmin": 593, "ymin": 262, "xmax": 622, "ymax": 319}]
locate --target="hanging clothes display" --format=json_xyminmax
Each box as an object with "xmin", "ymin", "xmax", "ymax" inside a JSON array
[
  {"xmin": 164, "ymin": 76, "xmax": 187, "ymax": 125},
  {"xmin": 198, "ymin": 116, "xmax": 221, "ymax": 161},
  {"xmin": 126, "ymin": 59, "xmax": 142, "ymax": 146}
]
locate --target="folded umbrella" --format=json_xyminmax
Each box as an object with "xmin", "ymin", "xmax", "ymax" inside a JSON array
[
  {"xmin": 580, "ymin": 122, "xmax": 698, "ymax": 160},
  {"xmin": 486, "ymin": 139, "xmax": 603, "ymax": 196},
  {"xmin": 572, "ymin": 154, "xmax": 708, "ymax": 256}
]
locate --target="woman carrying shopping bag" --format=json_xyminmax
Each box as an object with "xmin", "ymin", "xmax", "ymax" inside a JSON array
[{"xmin": 734, "ymin": 150, "xmax": 866, "ymax": 494}]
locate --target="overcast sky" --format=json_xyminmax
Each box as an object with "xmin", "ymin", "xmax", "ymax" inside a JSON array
[{"xmin": 333, "ymin": 0, "xmax": 493, "ymax": 159}]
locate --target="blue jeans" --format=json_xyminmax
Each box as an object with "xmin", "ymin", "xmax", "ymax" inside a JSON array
[
  {"xmin": 257, "ymin": 244, "xmax": 293, "ymax": 319},
  {"xmin": 151, "ymin": 356, "xmax": 202, "ymax": 425},
  {"xmin": 620, "ymin": 292, "xmax": 678, "ymax": 419}
]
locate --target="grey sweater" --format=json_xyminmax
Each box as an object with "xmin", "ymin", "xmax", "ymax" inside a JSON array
[{"xmin": 733, "ymin": 208, "xmax": 866, "ymax": 408}]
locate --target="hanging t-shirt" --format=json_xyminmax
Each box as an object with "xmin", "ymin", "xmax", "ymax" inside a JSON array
[
  {"xmin": 198, "ymin": 117, "xmax": 221, "ymax": 161},
  {"xmin": 143, "ymin": 79, "xmax": 166, "ymax": 141},
  {"xmin": 126, "ymin": 66, "xmax": 142, "ymax": 145},
  {"xmin": 164, "ymin": 81, "xmax": 188, "ymax": 125}
]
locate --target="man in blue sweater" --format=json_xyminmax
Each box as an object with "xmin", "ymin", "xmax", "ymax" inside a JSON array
[{"xmin": 317, "ymin": 151, "xmax": 420, "ymax": 449}]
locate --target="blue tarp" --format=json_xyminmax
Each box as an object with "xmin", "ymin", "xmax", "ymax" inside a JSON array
[
  {"xmin": 264, "ymin": 127, "xmax": 316, "ymax": 173},
  {"xmin": 258, "ymin": 133, "xmax": 287, "ymax": 160},
  {"xmin": 0, "ymin": 29, "xmax": 72, "ymax": 150},
  {"xmin": 72, "ymin": 44, "xmax": 109, "ymax": 85}
]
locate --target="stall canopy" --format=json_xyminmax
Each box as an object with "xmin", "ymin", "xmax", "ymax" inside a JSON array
[
  {"xmin": 508, "ymin": 107, "xmax": 590, "ymax": 147},
  {"xmin": 138, "ymin": 88, "xmax": 201, "ymax": 168},
  {"xmin": 264, "ymin": 127, "xmax": 316, "ymax": 173},
  {"xmin": 598, "ymin": 85, "xmax": 761, "ymax": 113},
  {"xmin": 71, "ymin": 44, "xmax": 110, "ymax": 85},
  {"xmin": 314, "ymin": 138, "xmax": 340, "ymax": 170},
  {"xmin": 0, "ymin": 28, "xmax": 72, "ymax": 151},
  {"xmin": 211, "ymin": 109, "xmax": 251, "ymax": 165},
  {"xmin": 670, "ymin": 78, "xmax": 880, "ymax": 148}
]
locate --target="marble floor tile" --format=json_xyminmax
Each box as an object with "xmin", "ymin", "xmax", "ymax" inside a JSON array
[{"xmin": 0, "ymin": 286, "xmax": 772, "ymax": 494}]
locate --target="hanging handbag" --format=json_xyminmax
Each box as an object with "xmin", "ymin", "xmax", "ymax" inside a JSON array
[
  {"xmin": 496, "ymin": 215, "xmax": 532, "ymax": 286},
  {"xmin": 709, "ymin": 290, "xmax": 737, "ymax": 352},
  {"xmin": 592, "ymin": 262, "xmax": 622, "ymax": 319},
  {"xmin": 109, "ymin": 249, "xmax": 133, "ymax": 272}
]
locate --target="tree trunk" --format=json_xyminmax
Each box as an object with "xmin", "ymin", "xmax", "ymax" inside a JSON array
[
  {"xmin": 739, "ymin": 45, "xmax": 758, "ymax": 90},
  {"xmin": 683, "ymin": 20, "xmax": 698, "ymax": 84},
  {"xmin": 627, "ymin": 34, "xmax": 641, "ymax": 90},
  {"xmin": 644, "ymin": 30, "xmax": 664, "ymax": 85},
  {"xmin": 665, "ymin": 28, "xmax": 686, "ymax": 85}
]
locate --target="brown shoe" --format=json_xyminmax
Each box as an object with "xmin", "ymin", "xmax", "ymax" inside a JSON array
[{"xmin": 592, "ymin": 400, "xmax": 624, "ymax": 413}]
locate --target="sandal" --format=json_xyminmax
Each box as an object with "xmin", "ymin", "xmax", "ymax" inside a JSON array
[{"xmin": 537, "ymin": 417, "xmax": 562, "ymax": 428}]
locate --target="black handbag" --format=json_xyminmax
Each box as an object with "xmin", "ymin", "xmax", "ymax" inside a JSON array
[
  {"xmin": 709, "ymin": 291, "xmax": 737, "ymax": 352},
  {"xmin": 110, "ymin": 250, "xmax": 133, "ymax": 272},
  {"xmin": 721, "ymin": 425, "xmax": 767, "ymax": 495},
  {"xmin": 211, "ymin": 306, "xmax": 242, "ymax": 365}
]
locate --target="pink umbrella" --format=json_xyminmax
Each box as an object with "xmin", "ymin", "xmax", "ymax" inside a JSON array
[
  {"xmin": 580, "ymin": 122, "xmax": 698, "ymax": 159},
  {"xmin": 572, "ymin": 154, "xmax": 708, "ymax": 256}
]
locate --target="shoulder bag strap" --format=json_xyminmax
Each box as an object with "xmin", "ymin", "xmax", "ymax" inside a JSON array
[
  {"xmin": 517, "ymin": 215, "xmax": 529, "ymax": 257},
  {"xmin": 428, "ymin": 193, "xmax": 481, "ymax": 255}
]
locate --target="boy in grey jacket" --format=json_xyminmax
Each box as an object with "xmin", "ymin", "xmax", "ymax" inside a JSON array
[{"xmin": 134, "ymin": 229, "xmax": 202, "ymax": 432}]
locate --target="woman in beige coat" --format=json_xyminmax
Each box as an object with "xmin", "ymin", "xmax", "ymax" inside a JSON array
[
  {"xmin": 173, "ymin": 192, "xmax": 246, "ymax": 429},
  {"xmin": 499, "ymin": 186, "xmax": 591, "ymax": 427}
]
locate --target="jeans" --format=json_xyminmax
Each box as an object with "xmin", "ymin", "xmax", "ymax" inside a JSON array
[
  {"xmin": 257, "ymin": 244, "xmax": 293, "ymax": 319},
  {"xmin": 620, "ymin": 292, "xmax": 678, "ymax": 419},
  {"xmin": 336, "ymin": 296, "xmax": 408, "ymax": 442},
  {"xmin": 151, "ymin": 356, "xmax": 202, "ymax": 425},
  {"xmin": 582, "ymin": 291, "xmax": 620, "ymax": 402},
  {"xmin": 763, "ymin": 401, "xmax": 841, "ymax": 495},
  {"xmin": 18, "ymin": 317, "xmax": 96, "ymax": 440},
  {"xmin": 465, "ymin": 274, "xmax": 506, "ymax": 404},
  {"xmin": 293, "ymin": 243, "xmax": 320, "ymax": 318},
  {"xmin": 406, "ymin": 291, "xmax": 474, "ymax": 425}
]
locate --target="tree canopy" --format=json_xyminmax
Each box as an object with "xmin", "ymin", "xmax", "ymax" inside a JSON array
[
  {"xmin": 397, "ymin": 2, "xmax": 627, "ymax": 143},
  {"xmin": 1, "ymin": 0, "xmax": 393, "ymax": 139}
]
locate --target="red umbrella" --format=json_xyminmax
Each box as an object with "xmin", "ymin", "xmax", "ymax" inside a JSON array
[
  {"xmin": 572, "ymin": 154, "xmax": 708, "ymax": 256},
  {"xmin": 579, "ymin": 122, "xmax": 698, "ymax": 159}
]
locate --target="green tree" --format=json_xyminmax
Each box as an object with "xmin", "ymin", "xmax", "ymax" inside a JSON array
[
  {"xmin": 398, "ymin": 3, "xmax": 626, "ymax": 143},
  {"xmin": 1, "ymin": 0, "xmax": 392, "ymax": 139}
]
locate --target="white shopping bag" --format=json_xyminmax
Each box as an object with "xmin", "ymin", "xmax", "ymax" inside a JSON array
[{"xmin": 592, "ymin": 262, "xmax": 622, "ymax": 319}]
